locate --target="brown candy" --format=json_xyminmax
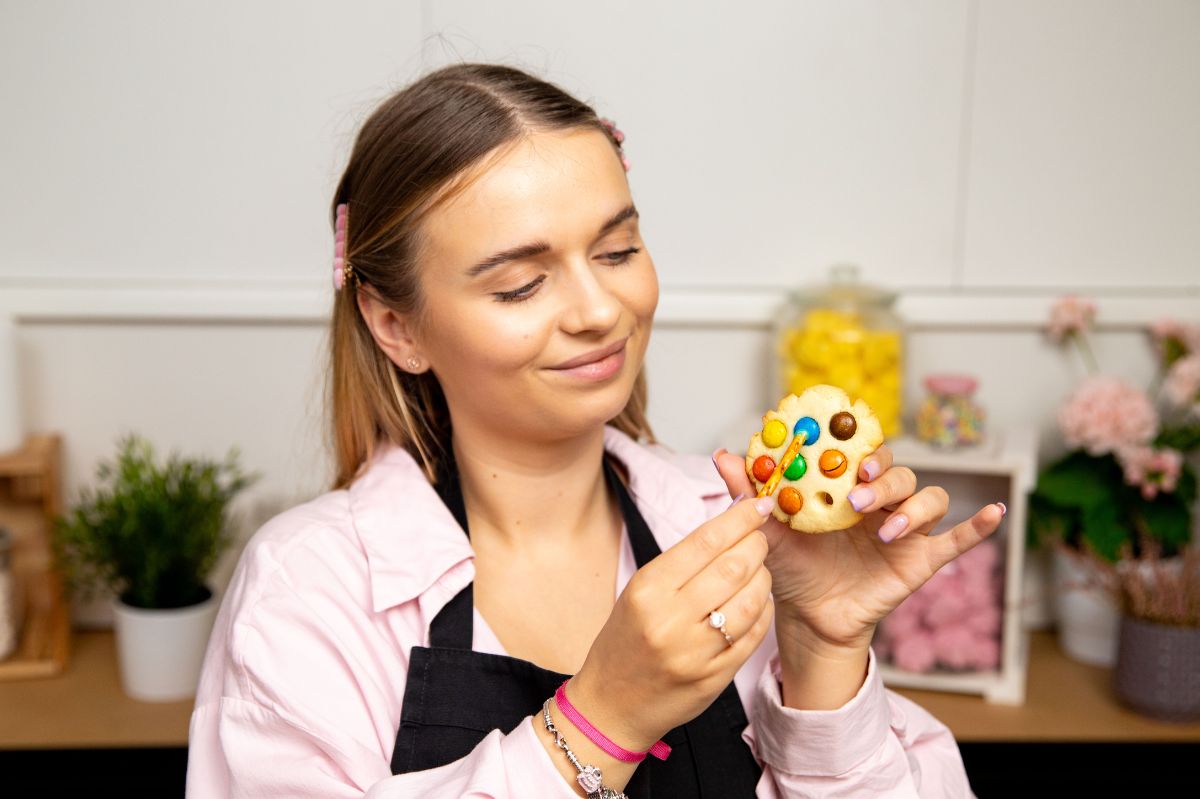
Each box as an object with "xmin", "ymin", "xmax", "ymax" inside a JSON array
[
  {"xmin": 829, "ymin": 411, "xmax": 857, "ymax": 440},
  {"xmin": 778, "ymin": 486, "xmax": 803, "ymax": 515},
  {"xmin": 752, "ymin": 455, "xmax": 776, "ymax": 484},
  {"xmin": 819, "ymin": 449, "xmax": 848, "ymax": 478}
]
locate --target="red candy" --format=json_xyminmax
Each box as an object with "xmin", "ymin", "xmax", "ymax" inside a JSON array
[{"xmin": 752, "ymin": 455, "xmax": 776, "ymax": 483}]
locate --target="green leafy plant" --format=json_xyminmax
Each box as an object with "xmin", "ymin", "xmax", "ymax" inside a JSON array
[
  {"xmin": 52, "ymin": 433, "xmax": 259, "ymax": 609},
  {"xmin": 1028, "ymin": 302, "xmax": 1200, "ymax": 563}
]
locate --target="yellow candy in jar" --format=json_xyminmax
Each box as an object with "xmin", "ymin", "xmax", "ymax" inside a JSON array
[{"xmin": 774, "ymin": 265, "xmax": 904, "ymax": 438}]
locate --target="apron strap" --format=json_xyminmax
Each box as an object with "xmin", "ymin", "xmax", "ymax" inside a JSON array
[{"xmin": 428, "ymin": 451, "xmax": 663, "ymax": 651}]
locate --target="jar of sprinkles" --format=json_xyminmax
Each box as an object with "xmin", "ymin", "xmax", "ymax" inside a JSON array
[{"xmin": 915, "ymin": 374, "xmax": 986, "ymax": 448}]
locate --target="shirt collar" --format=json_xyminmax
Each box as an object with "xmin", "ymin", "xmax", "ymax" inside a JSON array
[{"xmin": 348, "ymin": 427, "xmax": 730, "ymax": 614}]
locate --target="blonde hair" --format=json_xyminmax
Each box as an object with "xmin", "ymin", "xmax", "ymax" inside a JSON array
[{"xmin": 326, "ymin": 63, "xmax": 655, "ymax": 490}]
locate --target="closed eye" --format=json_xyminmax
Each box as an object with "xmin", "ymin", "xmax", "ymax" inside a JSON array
[{"xmin": 491, "ymin": 247, "xmax": 642, "ymax": 304}]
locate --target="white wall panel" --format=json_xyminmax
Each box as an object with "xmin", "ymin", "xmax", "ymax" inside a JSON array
[
  {"xmin": 428, "ymin": 0, "xmax": 971, "ymax": 290},
  {"xmin": 963, "ymin": 0, "xmax": 1200, "ymax": 288},
  {"xmin": 0, "ymin": 0, "xmax": 424, "ymax": 283}
]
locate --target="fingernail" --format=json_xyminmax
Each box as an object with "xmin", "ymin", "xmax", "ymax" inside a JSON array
[
  {"xmin": 711, "ymin": 448, "xmax": 727, "ymax": 471},
  {"xmin": 996, "ymin": 502, "xmax": 1007, "ymax": 517},
  {"xmin": 862, "ymin": 460, "xmax": 881, "ymax": 481},
  {"xmin": 754, "ymin": 496, "xmax": 775, "ymax": 515},
  {"xmin": 726, "ymin": 492, "xmax": 744, "ymax": 509},
  {"xmin": 878, "ymin": 513, "xmax": 909, "ymax": 543},
  {"xmin": 848, "ymin": 485, "xmax": 875, "ymax": 512}
]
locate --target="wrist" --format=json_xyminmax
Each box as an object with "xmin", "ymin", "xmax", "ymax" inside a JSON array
[
  {"xmin": 774, "ymin": 614, "xmax": 873, "ymax": 711},
  {"xmin": 565, "ymin": 671, "xmax": 660, "ymax": 753}
]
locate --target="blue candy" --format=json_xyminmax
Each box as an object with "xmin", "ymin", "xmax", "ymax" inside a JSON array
[{"xmin": 792, "ymin": 416, "xmax": 820, "ymax": 446}]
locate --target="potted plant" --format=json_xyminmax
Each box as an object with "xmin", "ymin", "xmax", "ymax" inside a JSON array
[
  {"xmin": 1100, "ymin": 536, "xmax": 1200, "ymax": 721},
  {"xmin": 1028, "ymin": 300, "xmax": 1199, "ymax": 666},
  {"xmin": 52, "ymin": 433, "xmax": 257, "ymax": 700}
]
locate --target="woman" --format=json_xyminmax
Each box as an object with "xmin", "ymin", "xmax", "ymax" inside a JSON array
[{"xmin": 187, "ymin": 62, "xmax": 1000, "ymax": 798}]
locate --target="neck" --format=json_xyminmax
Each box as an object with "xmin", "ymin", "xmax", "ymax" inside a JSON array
[{"xmin": 449, "ymin": 420, "xmax": 617, "ymax": 554}]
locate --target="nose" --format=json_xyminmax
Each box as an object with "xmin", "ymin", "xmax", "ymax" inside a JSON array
[{"xmin": 558, "ymin": 259, "xmax": 622, "ymax": 335}]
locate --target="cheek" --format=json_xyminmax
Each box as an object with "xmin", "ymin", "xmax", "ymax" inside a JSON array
[{"xmin": 431, "ymin": 301, "xmax": 551, "ymax": 373}]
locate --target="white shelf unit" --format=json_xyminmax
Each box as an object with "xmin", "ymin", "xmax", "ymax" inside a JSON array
[{"xmin": 877, "ymin": 429, "xmax": 1039, "ymax": 705}]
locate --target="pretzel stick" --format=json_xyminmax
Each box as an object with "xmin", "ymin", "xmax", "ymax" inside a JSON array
[{"xmin": 756, "ymin": 432, "xmax": 806, "ymax": 498}]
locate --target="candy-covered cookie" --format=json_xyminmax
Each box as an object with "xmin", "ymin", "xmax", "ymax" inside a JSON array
[{"xmin": 745, "ymin": 385, "xmax": 885, "ymax": 533}]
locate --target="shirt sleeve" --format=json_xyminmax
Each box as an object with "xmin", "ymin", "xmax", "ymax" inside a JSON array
[
  {"xmin": 187, "ymin": 697, "xmax": 580, "ymax": 798},
  {"xmin": 740, "ymin": 647, "xmax": 978, "ymax": 799}
]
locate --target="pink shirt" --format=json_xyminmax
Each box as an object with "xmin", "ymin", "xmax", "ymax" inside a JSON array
[{"xmin": 187, "ymin": 426, "xmax": 976, "ymax": 798}]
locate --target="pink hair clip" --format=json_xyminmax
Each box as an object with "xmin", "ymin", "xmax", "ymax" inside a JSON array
[
  {"xmin": 599, "ymin": 117, "xmax": 631, "ymax": 172},
  {"xmin": 333, "ymin": 203, "xmax": 351, "ymax": 291}
]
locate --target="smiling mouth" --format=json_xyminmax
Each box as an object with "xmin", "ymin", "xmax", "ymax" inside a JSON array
[{"xmin": 550, "ymin": 336, "xmax": 631, "ymax": 370}]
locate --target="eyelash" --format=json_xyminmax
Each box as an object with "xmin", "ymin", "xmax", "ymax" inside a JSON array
[{"xmin": 493, "ymin": 247, "xmax": 642, "ymax": 304}]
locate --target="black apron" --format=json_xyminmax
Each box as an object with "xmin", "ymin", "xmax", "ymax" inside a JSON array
[{"xmin": 391, "ymin": 451, "xmax": 763, "ymax": 797}]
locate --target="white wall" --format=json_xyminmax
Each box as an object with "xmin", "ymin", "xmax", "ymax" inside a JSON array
[{"xmin": 1, "ymin": 1, "xmax": 1197, "ymax": 600}]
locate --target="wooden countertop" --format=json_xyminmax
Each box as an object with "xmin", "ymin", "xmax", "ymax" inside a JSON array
[{"xmin": 0, "ymin": 630, "xmax": 1197, "ymax": 749}]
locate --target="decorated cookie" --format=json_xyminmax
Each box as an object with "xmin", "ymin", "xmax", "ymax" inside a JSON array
[{"xmin": 745, "ymin": 385, "xmax": 885, "ymax": 533}]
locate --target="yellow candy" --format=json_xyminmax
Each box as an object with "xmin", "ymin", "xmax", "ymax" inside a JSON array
[{"xmin": 762, "ymin": 418, "xmax": 788, "ymax": 448}]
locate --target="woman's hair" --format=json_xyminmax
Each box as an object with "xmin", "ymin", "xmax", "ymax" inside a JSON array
[{"xmin": 326, "ymin": 62, "xmax": 656, "ymax": 490}]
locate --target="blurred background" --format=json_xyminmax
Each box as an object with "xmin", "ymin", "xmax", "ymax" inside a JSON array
[{"xmin": 1, "ymin": 0, "xmax": 1197, "ymax": 794}]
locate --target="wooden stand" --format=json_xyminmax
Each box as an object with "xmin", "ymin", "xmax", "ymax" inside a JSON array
[{"xmin": 0, "ymin": 433, "xmax": 71, "ymax": 679}]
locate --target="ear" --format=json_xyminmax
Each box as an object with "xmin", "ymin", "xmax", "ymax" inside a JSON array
[{"xmin": 356, "ymin": 288, "xmax": 426, "ymax": 373}]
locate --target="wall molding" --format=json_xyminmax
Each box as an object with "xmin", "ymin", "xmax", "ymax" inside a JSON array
[{"xmin": 1, "ymin": 278, "xmax": 1197, "ymax": 329}]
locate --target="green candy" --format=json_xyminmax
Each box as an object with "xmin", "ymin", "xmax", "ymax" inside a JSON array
[{"xmin": 783, "ymin": 453, "xmax": 807, "ymax": 480}]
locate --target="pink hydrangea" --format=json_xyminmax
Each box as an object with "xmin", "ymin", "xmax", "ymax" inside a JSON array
[
  {"xmin": 1162, "ymin": 354, "xmax": 1200, "ymax": 416},
  {"xmin": 1058, "ymin": 376, "xmax": 1158, "ymax": 456},
  {"xmin": 1150, "ymin": 319, "xmax": 1200, "ymax": 363},
  {"xmin": 1047, "ymin": 295, "xmax": 1097, "ymax": 342},
  {"xmin": 1116, "ymin": 445, "xmax": 1184, "ymax": 500}
]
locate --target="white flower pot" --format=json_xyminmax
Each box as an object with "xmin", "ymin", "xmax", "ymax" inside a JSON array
[
  {"xmin": 111, "ymin": 587, "xmax": 219, "ymax": 701},
  {"xmin": 1021, "ymin": 545, "xmax": 1056, "ymax": 630},
  {"xmin": 1052, "ymin": 547, "xmax": 1119, "ymax": 667}
]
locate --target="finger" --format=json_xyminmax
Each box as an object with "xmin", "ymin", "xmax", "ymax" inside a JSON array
[
  {"xmin": 700, "ymin": 565, "xmax": 772, "ymax": 656},
  {"xmin": 679, "ymin": 531, "xmax": 769, "ymax": 617},
  {"xmin": 847, "ymin": 465, "xmax": 917, "ymax": 514},
  {"xmin": 858, "ymin": 444, "xmax": 893, "ymax": 482},
  {"xmin": 926, "ymin": 503, "xmax": 1006, "ymax": 572},
  {"xmin": 712, "ymin": 588, "xmax": 775, "ymax": 667},
  {"xmin": 648, "ymin": 495, "xmax": 773, "ymax": 589},
  {"xmin": 712, "ymin": 448, "xmax": 754, "ymax": 500},
  {"xmin": 872, "ymin": 485, "xmax": 950, "ymax": 543}
]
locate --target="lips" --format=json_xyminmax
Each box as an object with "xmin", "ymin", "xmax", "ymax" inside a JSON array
[{"xmin": 550, "ymin": 336, "xmax": 630, "ymax": 370}]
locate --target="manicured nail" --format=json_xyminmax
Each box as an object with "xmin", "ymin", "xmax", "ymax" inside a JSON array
[
  {"xmin": 848, "ymin": 485, "xmax": 875, "ymax": 512},
  {"xmin": 711, "ymin": 448, "xmax": 727, "ymax": 472},
  {"xmin": 726, "ymin": 492, "xmax": 744, "ymax": 509},
  {"xmin": 862, "ymin": 460, "xmax": 881, "ymax": 481},
  {"xmin": 878, "ymin": 513, "xmax": 909, "ymax": 543},
  {"xmin": 754, "ymin": 496, "xmax": 775, "ymax": 515},
  {"xmin": 996, "ymin": 502, "xmax": 1007, "ymax": 517}
]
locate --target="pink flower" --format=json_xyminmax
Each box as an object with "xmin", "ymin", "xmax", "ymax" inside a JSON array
[
  {"xmin": 932, "ymin": 624, "xmax": 978, "ymax": 670},
  {"xmin": 1150, "ymin": 319, "xmax": 1200, "ymax": 365},
  {"xmin": 1058, "ymin": 376, "xmax": 1158, "ymax": 456},
  {"xmin": 1162, "ymin": 354, "xmax": 1200, "ymax": 416},
  {"xmin": 1047, "ymin": 295, "xmax": 1097, "ymax": 342},
  {"xmin": 1116, "ymin": 444, "xmax": 1184, "ymax": 500}
]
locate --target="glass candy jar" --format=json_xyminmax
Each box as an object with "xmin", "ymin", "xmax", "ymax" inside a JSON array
[
  {"xmin": 773, "ymin": 264, "xmax": 905, "ymax": 438},
  {"xmin": 915, "ymin": 374, "xmax": 986, "ymax": 448}
]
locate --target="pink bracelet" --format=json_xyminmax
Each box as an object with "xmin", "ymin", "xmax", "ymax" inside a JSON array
[{"xmin": 554, "ymin": 680, "xmax": 672, "ymax": 762}]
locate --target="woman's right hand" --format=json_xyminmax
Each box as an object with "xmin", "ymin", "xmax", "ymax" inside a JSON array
[{"xmin": 566, "ymin": 495, "xmax": 777, "ymax": 750}]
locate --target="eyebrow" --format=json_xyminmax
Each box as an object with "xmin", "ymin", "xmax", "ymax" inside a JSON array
[{"xmin": 465, "ymin": 203, "xmax": 639, "ymax": 278}]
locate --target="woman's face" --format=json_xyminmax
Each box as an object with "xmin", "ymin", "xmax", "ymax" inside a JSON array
[{"xmin": 407, "ymin": 127, "xmax": 658, "ymax": 443}]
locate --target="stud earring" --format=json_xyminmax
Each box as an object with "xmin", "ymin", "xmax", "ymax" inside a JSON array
[{"xmin": 405, "ymin": 356, "xmax": 421, "ymax": 371}]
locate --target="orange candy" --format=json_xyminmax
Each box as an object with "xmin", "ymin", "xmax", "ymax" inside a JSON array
[
  {"xmin": 778, "ymin": 487, "xmax": 804, "ymax": 515},
  {"xmin": 752, "ymin": 455, "xmax": 776, "ymax": 483},
  {"xmin": 819, "ymin": 449, "xmax": 848, "ymax": 478}
]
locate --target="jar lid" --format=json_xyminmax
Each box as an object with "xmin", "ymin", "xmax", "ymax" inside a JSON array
[
  {"xmin": 788, "ymin": 263, "xmax": 898, "ymax": 309},
  {"xmin": 924, "ymin": 373, "xmax": 978, "ymax": 396}
]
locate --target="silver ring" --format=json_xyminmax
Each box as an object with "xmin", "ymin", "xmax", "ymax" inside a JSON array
[{"xmin": 708, "ymin": 610, "xmax": 734, "ymax": 646}]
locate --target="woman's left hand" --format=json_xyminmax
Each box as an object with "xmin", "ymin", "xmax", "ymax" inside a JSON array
[{"xmin": 712, "ymin": 445, "xmax": 1006, "ymax": 655}]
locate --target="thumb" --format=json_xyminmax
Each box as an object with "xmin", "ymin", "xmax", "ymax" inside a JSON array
[{"xmin": 712, "ymin": 448, "xmax": 754, "ymax": 500}]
